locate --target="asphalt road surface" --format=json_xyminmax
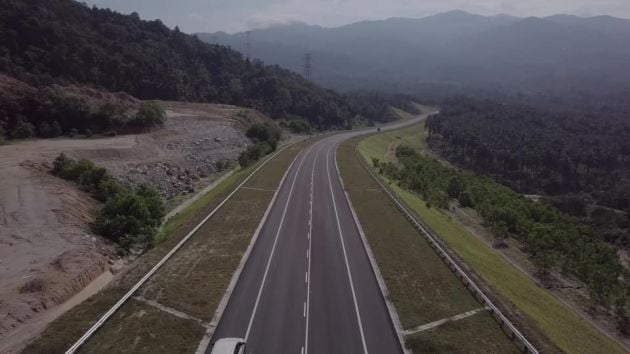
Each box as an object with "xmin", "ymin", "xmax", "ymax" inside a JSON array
[{"xmin": 210, "ymin": 116, "xmax": 428, "ymax": 354}]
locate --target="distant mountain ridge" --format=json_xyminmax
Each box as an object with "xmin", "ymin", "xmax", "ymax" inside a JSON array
[
  {"xmin": 0, "ymin": 0, "xmax": 416, "ymax": 131},
  {"xmin": 197, "ymin": 11, "xmax": 630, "ymax": 94}
]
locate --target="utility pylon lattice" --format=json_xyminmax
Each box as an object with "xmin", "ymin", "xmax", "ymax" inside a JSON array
[
  {"xmin": 245, "ymin": 31, "xmax": 251, "ymax": 60},
  {"xmin": 303, "ymin": 53, "xmax": 312, "ymax": 80}
]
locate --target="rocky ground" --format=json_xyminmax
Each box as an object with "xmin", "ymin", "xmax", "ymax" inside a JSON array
[{"xmin": 0, "ymin": 101, "xmax": 267, "ymax": 352}]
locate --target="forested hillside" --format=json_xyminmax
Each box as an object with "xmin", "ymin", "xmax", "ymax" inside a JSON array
[
  {"xmin": 0, "ymin": 0, "xmax": 405, "ymax": 136},
  {"xmin": 200, "ymin": 11, "xmax": 630, "ymax": 95},
  {"xmin": 426, "ymin": 97, "xmax": 630, "ymax": 248}
]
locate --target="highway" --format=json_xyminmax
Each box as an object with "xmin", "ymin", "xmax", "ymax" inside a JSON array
[{"xmin": 209, "ymin": 117, "xmax": 426, "ymax": 354}]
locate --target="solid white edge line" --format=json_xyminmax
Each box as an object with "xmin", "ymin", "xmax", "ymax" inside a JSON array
[
  {"xmin": 304, "ymin": 146, "xmax": 322, "ymax": 354},
  {"xmin": 357, "ymin": 137, "xmax": 539, "ymax": 354},
  {"xmin": 66, "ymin": 138, "xmax": 305, "ymax": 354},
  {"xmin": 333, "ymin": 146, "xmax": 409, "ymax": 354},
  {"xmin": 244, "ymin": 142, "xmax": 316, "ymax": 340},
  {"xmin": 196, "ymin": 145, "xmax": 304, "ymax": 354},
  {"xmin": 325, "ymin": 144, "xmax": 369, "ymax": 354}
]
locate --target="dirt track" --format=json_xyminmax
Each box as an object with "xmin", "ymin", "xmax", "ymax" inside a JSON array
[{"xmin": 0, "ymin": 103, "xmax": 264, "ymax": 352}]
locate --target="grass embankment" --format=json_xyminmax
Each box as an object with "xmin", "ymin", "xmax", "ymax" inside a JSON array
[
  {"xmin": 25, "ymin": 140, "xmax": 307, "ymax": 354},
  {"xmin": 337, "ymin": 139, "xmax": 517, "ymax": 353},
  {"xmin": 356, "ymin": 122, "xmax": 626, "ymax": 354}
]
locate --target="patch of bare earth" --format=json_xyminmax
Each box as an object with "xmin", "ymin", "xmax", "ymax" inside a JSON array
[{"xmin": 0, "ymin": 102, "xmax": 264, "ymax": 352}]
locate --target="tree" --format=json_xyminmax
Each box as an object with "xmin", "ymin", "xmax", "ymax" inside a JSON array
[
  {"xmin": 491, "ymin": 220, "xmax": 510, "ymax": 248},
  {"xmin": 528, "ymin": 225, "xmax": 556, "ymax": 278},
  {"xmin": 458, "ymin": 190, "xmax": 474, "ymax": 208},
  {"xmin": 447, "ymin": 176, "xmax": 464, "ymax": 199}
]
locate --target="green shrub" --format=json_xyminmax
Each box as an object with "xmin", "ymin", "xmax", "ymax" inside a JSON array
[
  {"xmin": 239, "ymin": 142, "xmax": 274, "ymax": 168},
  {"xmin": 131, "ymin": 101, "xmax": 166, "ymax": 128},
  {"xmin": 11, "ymin": 118, "xmax": 35, "ymax": 139},
  {"xmin": 95, "ymin": 185, "xmax": 164, "ymax": 247},
  {"xmin": 246, "ymin": 123, "xmax": 281, "ymax": 143},
  {"xmin": 239, "ymin": 123, "xmax": 282, "ymax": 167},
  {"xmin": 51, "ymin": 154, "xmax": 165, "ymax": 250}
]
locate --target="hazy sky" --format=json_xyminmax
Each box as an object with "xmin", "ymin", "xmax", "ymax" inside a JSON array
[{"xmin": 84, "ymin": 0, "xmax": 630, "ymax": 33}]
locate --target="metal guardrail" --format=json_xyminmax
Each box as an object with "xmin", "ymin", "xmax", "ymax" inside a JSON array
[
  {"xmin": 65, "ymin": 140, "xmax": 302, "ymax": 354},
  {"xmin": 356, "ymin": 152, "xmax": 539, "ymax": 354}
]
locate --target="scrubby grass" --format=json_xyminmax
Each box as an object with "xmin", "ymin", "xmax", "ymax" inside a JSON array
[
  {"xmin": 406, "ymin": 311, "xmax": 519, "ymax": 353},
  {"xmin": 80, "ymin": 299, "xmax": 204, "ymax": 353},
  {"xmin": 337, "ymin": 140, "xmax": 512, "ymax": 352},
  {"xmin": 140, "ymin": 146, "xmax": 301, "ymax": 321},
  {"xmin": 156, "ymin": 166, "xmax": 254, "ymax": 244},
  {"xmin": 357, "ymin": 122, "xmax": 627, "ymax": 354},
  {"xmin": 25, "ymin": 140, "xmax": 307, "ymax": 354}
]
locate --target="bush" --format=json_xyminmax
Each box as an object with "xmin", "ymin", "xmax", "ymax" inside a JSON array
[
  {"xmin": 239, "ymin": 123, "xmax": 282, "ymax": 167},
  {"xmin": 246, "ymin": 123, "xmax": 281, "ymax": 143},
  {"xmin": 395, "ymin": 144, "xmax": 415, "ymax": 158},
  {"xmin": 239, "ymin": 142, "xmax": 274, "ymax": 168},
  {"xmin": 11, "ymin": 118, "xmax": 35, "ymax": 139},
  {"xmin": 131, "ymin": 101, "xmax": 166, "ymax": 128},
  {"xmin": 51, "ymin": 154, "xmax": 165, "ymax": 250},
  {"xmin": 281, "ymin": 119, "xmax": 311, "ymax": 134},
  {"xmin": 38, "ymin": 120, "xmax": 62, "ymax": 138}
]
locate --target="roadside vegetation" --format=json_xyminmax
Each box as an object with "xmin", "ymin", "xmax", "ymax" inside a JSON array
[
  {"xmin": 27, "ymin": 140, "xmax": 307, "ymax": 353},
  {"xmin": 0, "ymin": 79, "xmax": 165, "ymax": 140},
  {"xmin": 427, "ymin": 97, "xmax": 630, "ymax": 251},
  {"xmin": 357, "ymin": 122, "xmax": 627, "ymax": 353},
  {"xmin": 239, "ymin": 123, "xmax": 282, "ymax": 167},
  {"xmin": 337, "ymin": 138, "xmax": 518, "ymax": 353},
  {"xmin": 52, "ymin": 154, "xmax": 165, "ymax": 250},
  {"xmin": 376, "ymin": 146, "xmax": 625, "ymax": 307}
]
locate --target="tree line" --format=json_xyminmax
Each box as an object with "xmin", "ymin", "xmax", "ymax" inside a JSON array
[
  {"xmin": 0, "ymin": 82, "xmax": 165, "ymax": 140},
  {"xmin": 0, "ymin": 0, "xmax": 412, "ymax": 134},
  {"xmin": 375, "ymin": 145, "xmax": 629, "ymax": 329}
]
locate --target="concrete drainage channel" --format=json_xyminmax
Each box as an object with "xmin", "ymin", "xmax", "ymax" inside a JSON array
[
  {"xmin": 355, "ymin": 150, "xmax": 539, "ymax": 354},
  {"xmin": 65, "ymin": 139, "xmax": 304, "ymax": 354}
]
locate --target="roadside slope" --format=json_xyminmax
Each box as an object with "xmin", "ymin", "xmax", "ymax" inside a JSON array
[
  {"xmin": 24, "ymin": 139, "xmax": 308, "ymax": 353},
  {"xmin": 355, "ymin": 121, "xmax": 627, "ymax": 354},
  {"xmin": 337, "ymin": 136, "xmax": 519, "ymax": 353}
]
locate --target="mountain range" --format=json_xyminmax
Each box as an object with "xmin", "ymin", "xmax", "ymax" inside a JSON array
[{"xmin": 197, "ymin": 10, "xmax": 630, "ymax": 95}]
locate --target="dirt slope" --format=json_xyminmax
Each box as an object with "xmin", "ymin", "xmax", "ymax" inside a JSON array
[{"xmin": 0, "ymin": 102, "xmax": 266, "ymax": 352}]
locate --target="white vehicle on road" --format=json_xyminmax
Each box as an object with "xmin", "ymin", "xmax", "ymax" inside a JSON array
[{"xmin": 210, "ymin": 338, "xmax": 247, "ymax": 354}]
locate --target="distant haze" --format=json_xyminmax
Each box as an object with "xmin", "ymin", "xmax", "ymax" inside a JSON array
[
  {"xmin": 198, "ymin": 11, "xmax": 630, "ymax": 95},
  {"xmin": 84, "ymin": 0, "xmax": 630, "ymax": 33}
]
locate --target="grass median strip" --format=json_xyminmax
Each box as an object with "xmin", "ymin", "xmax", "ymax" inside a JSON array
[
  {"xmin": 357, "ymin": 122, "xmax": 627, "ymax": 354},
  {"xmin": 25, "ymin": 141, "xmax": 308, "ymax": 354},
  {"xmin": 336, "ymin": 138, "xmax": 516, "ymax": 352}
]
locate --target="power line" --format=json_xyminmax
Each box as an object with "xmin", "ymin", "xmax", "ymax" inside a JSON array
[
  {"xmin": 245, "ymin": 31, "xmax": 251, "ymax": 60},
  {"xmin": 303, "ymin": 53, "xmax": 312, "ymax": 80}
]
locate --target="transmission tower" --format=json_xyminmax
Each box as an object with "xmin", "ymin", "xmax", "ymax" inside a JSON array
[
  {"xmin": 303, "ymin": 53, "xmax": 312, "ymax": 80},
  {"xmin": 245, "ymin": 31, "xmax": 251, "ymax": 60}
]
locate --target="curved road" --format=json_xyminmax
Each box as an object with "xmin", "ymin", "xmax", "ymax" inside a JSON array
[{"xmin": 209, "ymin": 116, "xmax": 428, "ymax": 354}]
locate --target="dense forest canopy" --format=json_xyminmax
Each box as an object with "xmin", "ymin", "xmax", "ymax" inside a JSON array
[
  {"xmin": 426, "ymin": 97, "xmax": 630, "ymax": 247},
  {"xmin": 0, "ymin": 0, "xmax": 409, "ymax": 135}
]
